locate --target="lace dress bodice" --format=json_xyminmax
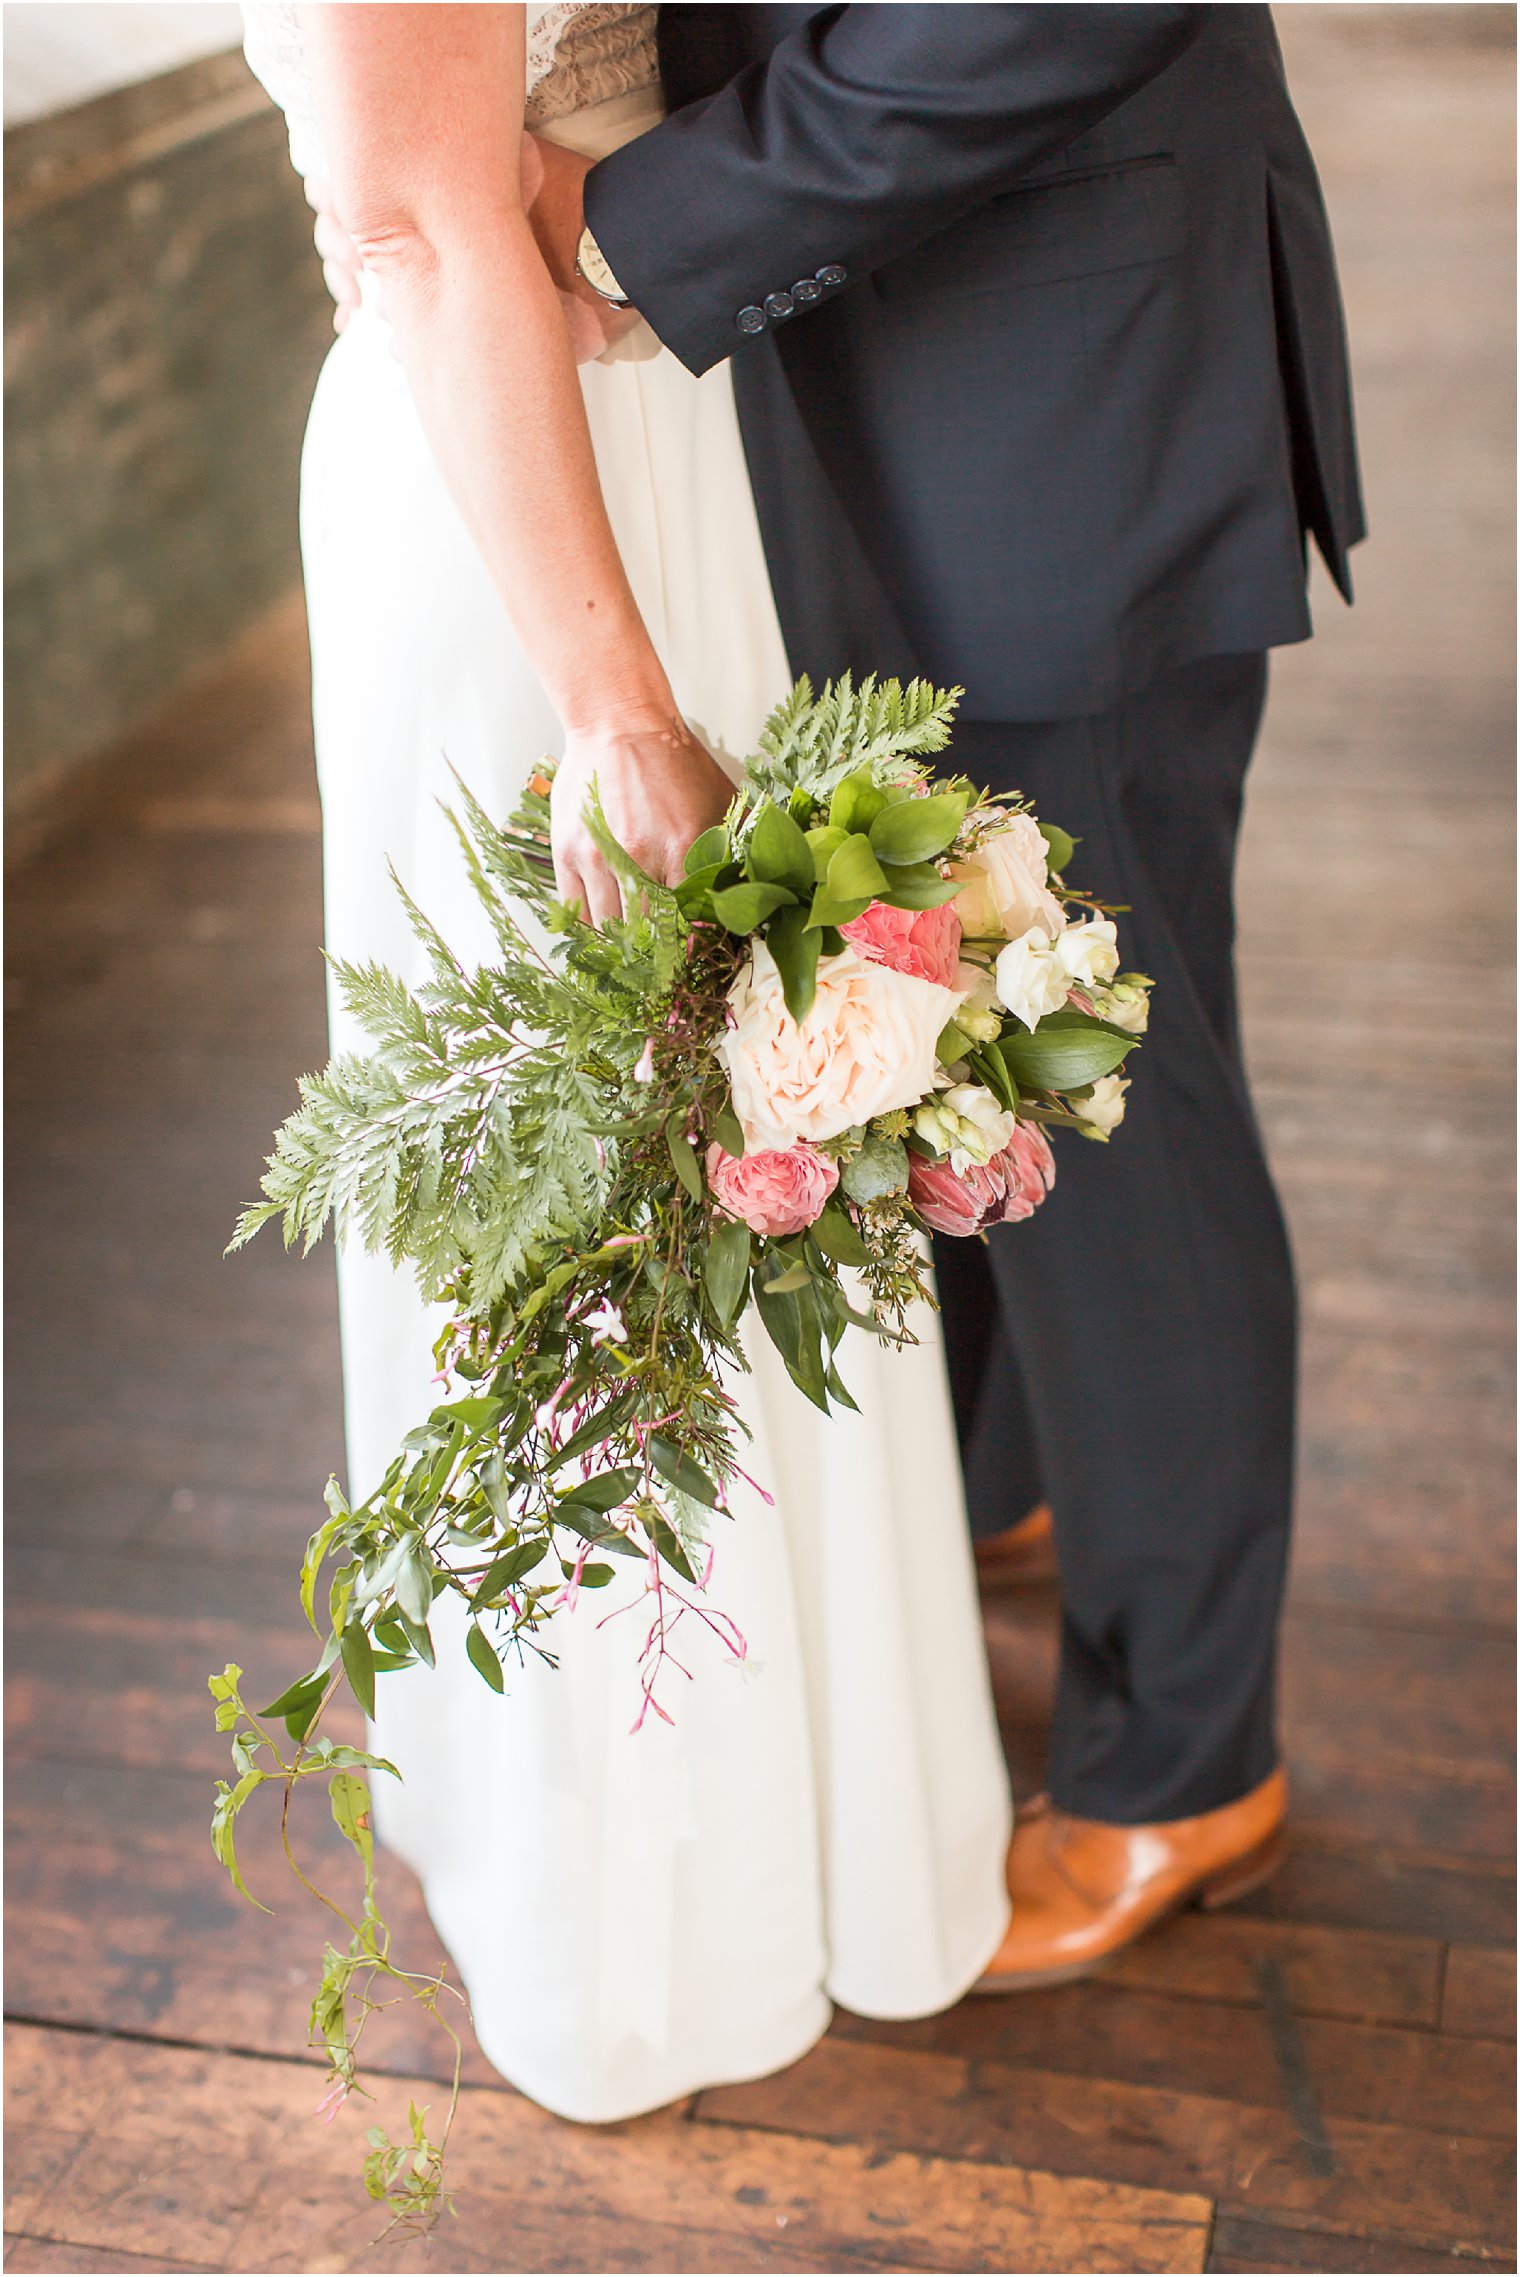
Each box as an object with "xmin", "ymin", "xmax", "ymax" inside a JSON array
[{"xmin": 242, "ymin": 2, "xmax": 659, "ymax": 184}]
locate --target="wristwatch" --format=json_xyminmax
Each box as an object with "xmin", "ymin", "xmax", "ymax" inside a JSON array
[{"xmin": 575, "ymin": 225, "xmax": 631, "ymax": 308}]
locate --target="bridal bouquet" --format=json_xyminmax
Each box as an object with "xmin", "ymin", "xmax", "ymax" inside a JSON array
[{"xmin": 210, "ymin": 676, "xmax": 1149, "ymax": 2224}]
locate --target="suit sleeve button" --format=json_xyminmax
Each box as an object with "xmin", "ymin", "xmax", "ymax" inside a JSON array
[
  {"xmin": 736, "ymin": 304, "xmax": 768, "ymax": 335},
  {"xmin": 791, "ymin": 277, "xmax": 822, "ymax": 304},
  {"xmin": 815, "ymin": 263, "xmax": 847, "ymax": 288},
  {"xmin": 763, "ymin": 290, "xmax": 796, "ymax": 320}
]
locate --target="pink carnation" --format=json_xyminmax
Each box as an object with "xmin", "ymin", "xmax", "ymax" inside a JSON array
[
  {"xmin": 908, "ymin": 1121, "xmax": 1056, "ymax": 1238},
  {"xmin": 705, "ymin": 1141, "xmax": 839, "ymax": 1238},
  {"xmin": 840, "ymin": 900, "xmax": 963, "ymax": 990}
]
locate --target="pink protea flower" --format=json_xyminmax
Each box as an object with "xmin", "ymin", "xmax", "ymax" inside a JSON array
[
  {"xmin": 994, "ymin": 1120, "xmax": 1057, "ymax": 1224},
  {"xmin": 907, "ymin": 1150, "xmax": 1006, "ymax": 1237},
  {"xmin": 705, "ymin": 1141, "xmax": 839, "ymax": 1238},
  {"xmin": 907, "ymin": 1121, "xmax": 1056, "ymax": 1237},
  {"xmin": 840, "ymin": 900, "xmax": 963, "ymax": 990}
]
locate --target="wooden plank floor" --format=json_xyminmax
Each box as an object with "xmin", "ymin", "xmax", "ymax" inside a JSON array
[{"xmin": 5, "ymin": 10, "xmax": 1513, "ymax": 2273}]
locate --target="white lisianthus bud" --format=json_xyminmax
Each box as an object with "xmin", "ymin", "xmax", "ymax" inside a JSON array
[
  {"xmin": 954, "ymin": 960, "xmax": 1004, "ymax": 1043},
  {"xmin": 944, "ymin": 1083, "xmax": 1018, "ymax": 1172},
  {"xmin": 1054, "ymin": 917, "xmax": 1120, "ymax": 990},
  {"xmin": 913, "ymin": 1098, "xmax": 957, "ymax": 1153},
  {"xmin": 1095, "ymin": 972, "xmax": 1153, "ymax": 1034},
  {"xmin": 1077, "ymin": 1073, "xmax": 1130, "ymax": 1139},
  {"xmin": 993, "ymin": 927, "xmax": 1071, "ymax": 1032},
  {"xmin": 914, "ymin": 1083, "xmax": 1017, "ymax": 1173}
]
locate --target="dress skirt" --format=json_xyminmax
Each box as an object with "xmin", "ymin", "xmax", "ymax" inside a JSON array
[{"xmin": 297, "ymin": 235, "xmax": 1012, "ymax": 2125}]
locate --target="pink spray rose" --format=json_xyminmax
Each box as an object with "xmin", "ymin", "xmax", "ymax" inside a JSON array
[
  {"xmin": 907, "ymin": 1120, "xmax": 1056, "ymax": 1237},
  {"xmin": 705, "ymin": 1140, "xmax": 839, "ymax": 1238},
  {"xmin": 840, "ymin": 899, "xmax": 963, "ymax": 990}
]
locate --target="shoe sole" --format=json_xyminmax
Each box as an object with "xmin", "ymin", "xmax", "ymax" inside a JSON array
[{"xmin": 968, "ymin": 1823, "xmax": 1289, "ymax": 1996}]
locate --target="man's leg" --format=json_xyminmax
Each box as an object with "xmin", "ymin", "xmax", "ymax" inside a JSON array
[
  {"xmin": 932, "ymin": 1231, "xmax": 1048, "ymax": 1532},
  {"xmin": 941, "ymin": 653, "xmax": 1295, "ymax": 1824}
]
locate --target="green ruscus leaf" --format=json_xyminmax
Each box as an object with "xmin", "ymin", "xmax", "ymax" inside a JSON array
[
  {"xmin": 999, "ymin": 1022, "xmax": 1138, "ymax": 1095},
  {"xmin": 703, "ymin": 1216, "xmax": 751, "ymax": 1326},
  {"xmin": 868, "ymin": 789, "xmax": 967, "ymax": 866},
  {"xmin": 746, "ymin": 801, "xmax": 815, "ymax": 898}
]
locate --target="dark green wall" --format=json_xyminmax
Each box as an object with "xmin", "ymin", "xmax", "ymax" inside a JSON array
[{"xmin": 4, "ymin": 50, "xmax": 332, "ymax": 820}]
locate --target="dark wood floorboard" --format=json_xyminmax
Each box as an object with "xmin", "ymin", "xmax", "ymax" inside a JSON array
[{"xmin": 6, "ymin": 10, "xmax": 1513, "ymax": 2272}]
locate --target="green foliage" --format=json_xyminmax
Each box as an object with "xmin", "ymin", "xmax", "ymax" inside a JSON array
[
  {"xmin": 999, "ymin": 1011, "xmax": 1140, "ymax": 1095},
  {"xmin": 746, "ymin": 802, "xmax": 814, "ymax": 898},
  {"xmin": 703, "ymin": 1217, "xmax": 751, "ymax": 1326},
  {"xmin": 868, "ymin": 790, "xmax": 967, "ymax": 866},
  {"xmin": 748, "ymin": 673, "xmax": 962, "ymax": 803},
  {"xmin": 1038, "ymin": 820, "xmax": 1078, "ymax": 875}
]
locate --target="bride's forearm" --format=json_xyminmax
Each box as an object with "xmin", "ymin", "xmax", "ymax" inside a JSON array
[
  {"xmin": 367, "ymin": 211, "xmax": 676, "ymax": 735},
  {"xmin": 298, "ymin": 4, "xmax": 674, "ymax": 738},
  {"xmin": 298, "ymin": 5, "xmax": 732, "ymax": 916}
]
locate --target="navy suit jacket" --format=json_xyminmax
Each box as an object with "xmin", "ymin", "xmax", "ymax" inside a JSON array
[{"xmin": 584, "ymin": 4, "xmax": 1364, "ymax": 721}]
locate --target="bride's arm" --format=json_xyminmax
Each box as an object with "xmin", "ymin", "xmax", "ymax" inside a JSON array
[{"xmin": 298, "ymin": 3, "xmax": 732, "ymax": 920}]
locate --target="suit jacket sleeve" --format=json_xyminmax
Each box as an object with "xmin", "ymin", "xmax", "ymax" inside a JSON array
[{"xmin": 582, "ymin": 3, "xmax": 1207, "ymax": 376}]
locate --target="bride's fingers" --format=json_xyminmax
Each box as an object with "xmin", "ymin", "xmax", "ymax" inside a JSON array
[
  {"xmin": 556, "ymin": 858, "xmax": 588, "ymax": 920},
  {"xmin": 581, "ymin": 854, "xmax": 623, "ymax": 928}
]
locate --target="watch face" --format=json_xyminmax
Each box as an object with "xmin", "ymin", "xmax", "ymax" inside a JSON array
[{"xmin": 578, "ymin": 229, "xmax": 625, "ymax": 303}]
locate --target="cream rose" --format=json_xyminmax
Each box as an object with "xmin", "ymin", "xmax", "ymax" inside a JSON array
[
  {"xmin": 948, "ymin": 813, "xmax": 1067, "ymax": 943},
  {"xmin": 721, "ymin": 941, "xmax": 962, "ymax": 1152}
]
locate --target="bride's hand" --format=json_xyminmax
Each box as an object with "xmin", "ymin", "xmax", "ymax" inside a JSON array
[{"xmin": 552, "ymin": 720, "xmax": 734, "ymax": 923}]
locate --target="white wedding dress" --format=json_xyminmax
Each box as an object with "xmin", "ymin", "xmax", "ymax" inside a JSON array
[{"xmin": 243, "ymin": 0, "xmax": 1011, "ymax": 2124}]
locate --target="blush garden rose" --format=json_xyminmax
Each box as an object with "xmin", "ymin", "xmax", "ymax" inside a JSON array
[{"xmin": 721, "ymin": 940, "xmax": 963, "ymax": 1153}]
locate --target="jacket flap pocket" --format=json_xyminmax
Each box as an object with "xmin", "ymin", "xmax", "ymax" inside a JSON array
[{"xmin": 874, "ymin": 155, "xmax": 1185, "ymax": 301}]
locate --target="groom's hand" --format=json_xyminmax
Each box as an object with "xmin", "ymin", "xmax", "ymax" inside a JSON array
[
  {"xmin": 307, "ymin": 178, "xmax": 363, "ymax": 332},
  {"xmin": 305, "ymin": 146, "xmax": 639, "ymax": 362},
  {"xmin": 552, "ymin": 719, "xmax": 733, "ymax": 924},
  {"xmin": 519, "ymin": 132, "xmax": 643, "ymax": 364}
]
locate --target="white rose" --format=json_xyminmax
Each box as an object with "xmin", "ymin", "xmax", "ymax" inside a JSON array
[
  {"xmin": 993, "ymin": 927, "xmax": 1071, "ymax": 1032},
  {"xmin": 1054, "ymin": 917, "xmax": 1120, "ymax": 990},
  {"xmin": 948, "ymin": 813, "xmax": 1067, "ymax": 943},
  {"xmin": 722, "ymin": 941, "xmax": 963, "ymax": 1152},
  {"xmin": 915, "ymin": 1082, "xmax": 1018, "ymax": 1174},
  {"xmin": 1078, "ymin": 1073, "xmax": 1130, "ymax": 1138}
]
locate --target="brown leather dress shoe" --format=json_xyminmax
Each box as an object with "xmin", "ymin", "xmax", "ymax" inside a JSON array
[
  {"xmin": 974, "ymin": 1767, "xmax": 1288, "ymax": 1992},
  {"xmin": 973, "ymin": 1503, "xmax": 1058, "ymax": 1587}
]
